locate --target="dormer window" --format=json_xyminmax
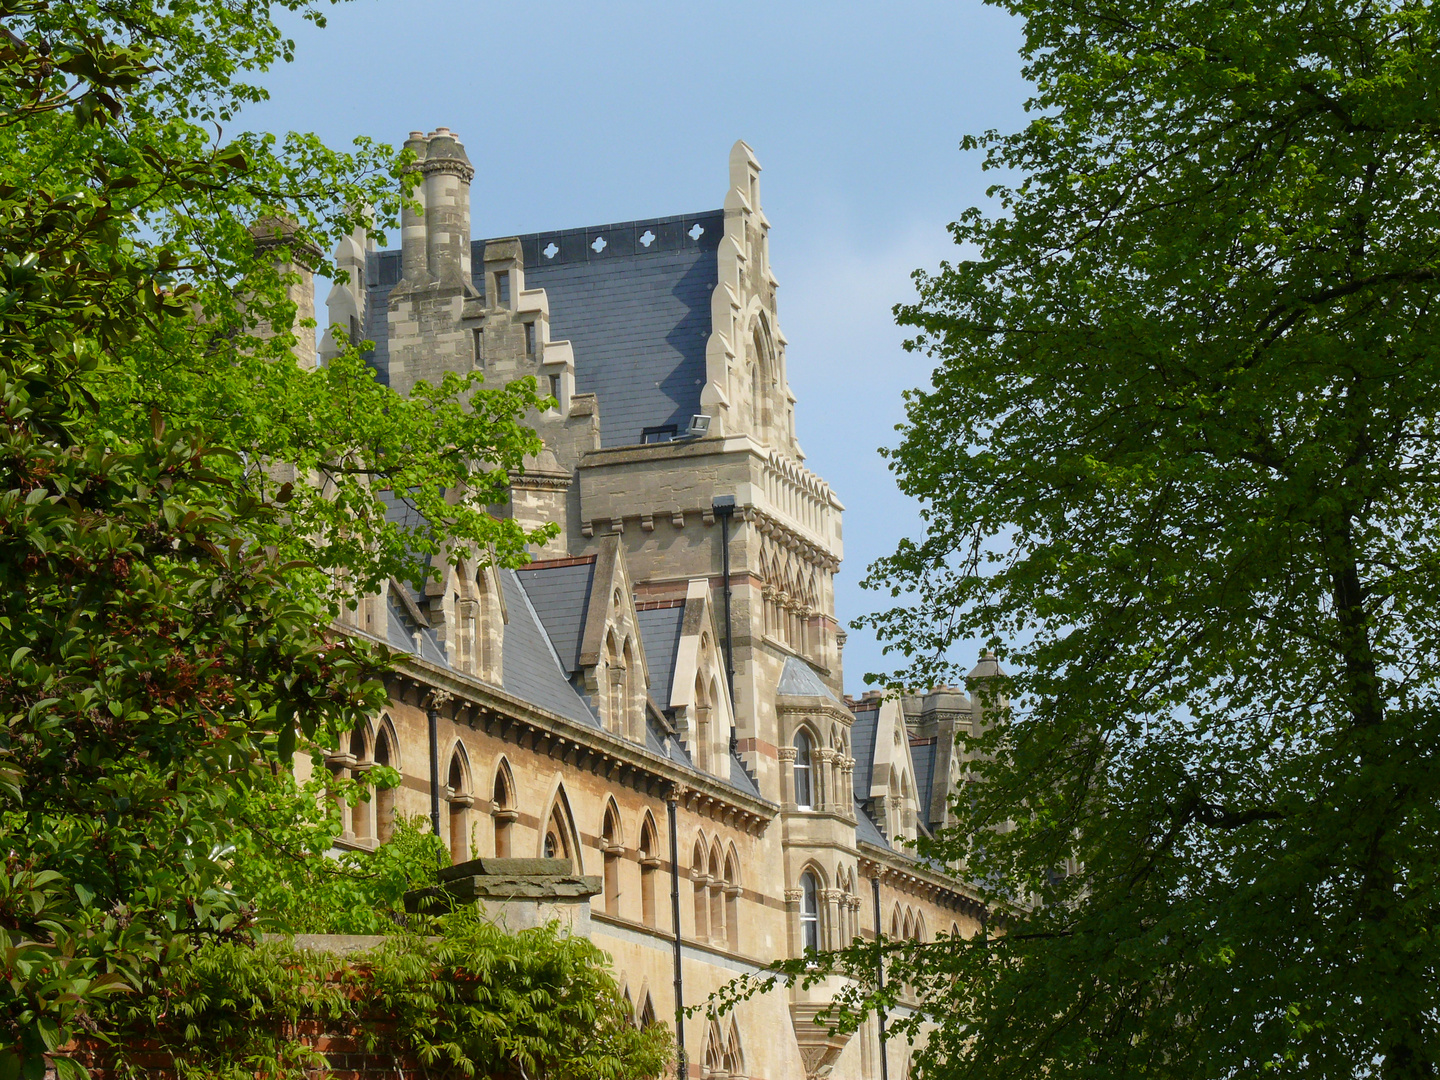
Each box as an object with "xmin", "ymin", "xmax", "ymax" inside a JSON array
[
  {"xmin": 495, "ymin": 270, "xmax": 510, "ymax": 307},
  {"xmin": 642, "ymin": 425, "xmax": 677, "ymax": 444},
  {"xmin": 524, "ymin": 320, "xmax": 536, "ymax": 356}
]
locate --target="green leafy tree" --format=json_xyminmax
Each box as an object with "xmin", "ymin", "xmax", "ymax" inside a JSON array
[
  {"xmin": 0, "ymin": 1, "xmax": 566, "ymax": 1074},
  {"xmin": 839, "ymin": 1, "xmax": 1440, "ymax": 1077}
]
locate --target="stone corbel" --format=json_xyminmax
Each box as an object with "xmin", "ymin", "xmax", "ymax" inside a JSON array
[{"xmin": 789, "ymin": 1003, "xmax": 853, "ymax": 1080}]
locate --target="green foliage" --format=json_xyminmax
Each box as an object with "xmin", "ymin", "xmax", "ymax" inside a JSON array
[
  {"xmin": 228, "ymin": 794, "xmax": 451, "ymax": 937},
  {"xmin": 89, "ymin": 914, "xmax": 672, "ymax": 1080},
  {"xmin": 0, "ymin": 1, "xmax": 573, "ymax": 1074},
  {"xmin": 852, "ymin": 1, "xmax": 1440, "ymax": 1077}
]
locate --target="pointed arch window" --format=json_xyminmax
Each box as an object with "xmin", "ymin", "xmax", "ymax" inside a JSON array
[
  {"xmin": 373, "ymin": 723, "xmax": 397, "ymax": 844},
  {"xmin": 347, "ymin": 725, "xmax": 374, "ymax": 843},
  {"xmin": 724, "ymin": 1019, "xmax": 746, "ymax": 1079},
  {"xmin": 446, "ymin": 750, "xmax": 472, "ymax": 866},
  {"xmin": 639, "ymin": 815, "xmax": 660, "ymax": 928},
  {"xmin": 800, "ymin": 871, "xmax": 821, "ymax": 955},
  {"xmin": 793, "ymin": 729, "xmax": 814, "ymax": 809},
  {"xmin": 605, "ymin": 631, "xmax": 625, "ymax": 736},
  {"xmin": 622, "ymin": 637, "xmax": 640, "ymax": 740},
  {"xmin": 724, "ymin": 845, "xmax": 741, "ymax": 952},
  {"xmin": 708, "ymin": 842, "xmax": 725, "ymax": 946},
  {"xmin": 601, "ymin": 803, "xmax": 622, "ymax": 916},
  {"xmin": 692, "ymin": 835, "xmax": 709, "ymax": 940},
  {"xmin": 492, "ymin": 760, "xmax": 516, "ymax": 857},
  {"xmin": 704, "ymin": 1022, "xmax": 725, "ymax": 1079},
  {"xmin": 693, "ymin": 673, "xmax": 711, "ymax": 772},
  {"xmin": 543, "ymin": 794, "xmax": 577, "ymax": 869}
]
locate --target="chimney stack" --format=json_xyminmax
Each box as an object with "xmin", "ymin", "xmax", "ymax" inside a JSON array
[
  {"xmin": 400, "ymin": 130, "xmax": 430, "ymax": 285},
  {"xmin": 420, "ymin": 127, "xmax": 474, "ymax": 287}
]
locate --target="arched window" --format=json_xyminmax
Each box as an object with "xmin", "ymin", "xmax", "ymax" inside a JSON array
[
  {"xmin": 605, "ymin": 631, "xmax": 624, "ymax": 736},
  {"xmin": 543, "ymin": 791, "xmax": 578, "ymax": 869},
  {"xmin": 491, "ymin": 760, "xmax": 516, "ymax": 858},
  {"xmin": 708, "ymin": 842, "xmax": 724, "ymax": 947},
  {"xmin": 724, "ymin": 1019, "xmax": 745, "ymax": 1079},
  {"xmin": 692, "ymin": 834, "xmax": 709, "ymax": 940},
  {"xmin": 639, "ymin": 814, "xmax": 659, "ymax": 928},
  {"xmin": 638, "ymin": 993, "xmax": 656, "ymax": 1029},
  {"xmin": 373, "ymin": 723, "xmax": 397, "ymax": 844},
  {"xmin": 793, "ymin": 729, "xmax": 814, "ymax": 809},
  {"xmin": 800, "ymin": 871, "xmax": 821, "ymax": 955},
  {"xmin": 601, "ymin": 802, "xmax": 622, "ymax": 917},
  {"xmin": 693, "ymin": 673, "xmax": 711, "ymax": 772},
  {"xmin": 348, "ymin": 724, "xmax": 373, "ymax": 842},
  {"xmin": 447, "ymin": 749, "xmax": 471, "ymax": 866},
  {"xmin": 704, "ymin": 1022, "xmax": 725, "ymax": 1078},
  {"xmin": 724, "ymin": 845, "xmax": 741, "ymax": 952},
  {"xmin": 622, "ymin": 637, "xmax": 639, "ymax": 740}
]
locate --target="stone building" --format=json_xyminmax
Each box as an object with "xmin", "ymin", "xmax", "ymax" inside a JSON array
[{"xmin": 302, "ymin": 129, "xmax": 994, "ymax": 1080}]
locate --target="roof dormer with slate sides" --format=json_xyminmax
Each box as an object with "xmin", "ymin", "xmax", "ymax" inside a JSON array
[{"xmin": 655, "ymin": 579, "xmax": 733, "ymax": 779}]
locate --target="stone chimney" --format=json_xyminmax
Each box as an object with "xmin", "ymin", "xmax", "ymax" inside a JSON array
[
  {"xmin": 399, "ymin": 130, "xmax": 430, "ymax": 286},
  {"xmin": 387, "ymin": 126, "xmax": 480, "ymax": 397},
  {"xmin": 421, "ymin": 128, "xmax": 474, "ymax": 288}
]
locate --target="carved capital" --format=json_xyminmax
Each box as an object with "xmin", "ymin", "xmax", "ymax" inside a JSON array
[
  {"xmin": 778, "ymin": 747, "xmax": 797, "ymax": 763},
  {"xmin": 783, "ymin": 888, "xmax": 803, "ymax": 904}
]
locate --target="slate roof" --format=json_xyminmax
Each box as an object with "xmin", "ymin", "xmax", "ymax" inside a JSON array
[
  {"xmin": 364, "ymin": 210, "xmax": 723, "ymax": 446},
  {"xmin": 855, "ymin": 798, "xmax": 889, "ymax": 849},
  {"xmin": 513, "ymin": 559, "xmax": 596, "ymax": 675},
  {"xmin": 385, "ymin": 595, "xmax": 447, "ymax": 666},
  {"xmin": 777, "ymin": 656, "xmax": 839, "ymax": 700},
  {"xmin": 911, "ymin": 739, "xmax": 937, "ymax": 831},
  {"xmin": 850, "ymin": 704, "xmax": 879, "ymax": 801},
  {"xmin": 729, "ymin": 754, "xmax": 763, "ymax": 799},
  {"xmin": 635, "ymin": 605, "xmax": 685, "ymax": 707},
  {"xmin": 499, "ymin": 570, "xmax": 599, "ymax": 727}
]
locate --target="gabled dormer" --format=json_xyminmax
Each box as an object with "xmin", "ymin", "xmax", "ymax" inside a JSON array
[
  {"xmin": 855, "ymin": 694, "xmax": 924, "ymax": 844},
  {"xmin": 663, "ymin": 578, "xmax": 734, "ymax": 777},
  {"xmin": 424, "ymin": 550, "xmax": 506, "ymax": 687},
  {"xmin": 575, "ymin": 534, "xmax": 650, "ymax": 741}
]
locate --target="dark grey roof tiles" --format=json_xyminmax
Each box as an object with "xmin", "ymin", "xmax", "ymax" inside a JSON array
[
  {"xmin": 499, "ymin": 570, "xmax": 600, "ymax": 728},
  {"xmin": 728, "ymin": 753, "xmax": 762, "ymax": 799},
  {"xmin": 509, "ymin": 213, "xmax": 721, "ymax": 449},
  {"xmin": 911, "ymin": 740, "xmax": 937, "ymax": 831},
  {"xmin": 777, "ymin": 656, "xmax": 839, "ymax": 701},
  {"xmin": 851, "ymin": 706, "xmax": 878, "ymax": 801},
  {"xmin": 636, "ymin": 605, "xmax": 685, "ymax": 706},
  {"xmin": 365, "ymin": 210, "xmax": 722, "ymax": 448},
  {"xmin": 513, "ymin": 560, "xmax": 596, "ymax": 675},
  {"xmin": 385, "ymin": 593, "xmax": 448, "ymax": 667},
  {"xmin": 855, "ymin": 798, "xmax": 890, "ymax": 850}
]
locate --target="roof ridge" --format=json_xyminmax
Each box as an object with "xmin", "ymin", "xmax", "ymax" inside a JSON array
[
  {"xmin": 505, "ymin": 568, "xmax": 569, "ymax": 680},
  {"xmin": 520, "ymin": 554, "xmax": 598, "ymax": 570}
]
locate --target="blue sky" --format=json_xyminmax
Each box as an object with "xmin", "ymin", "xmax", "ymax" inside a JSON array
[{"xmin": 244, "ymin": 0, "xmax": 1030, "ymax": 694}]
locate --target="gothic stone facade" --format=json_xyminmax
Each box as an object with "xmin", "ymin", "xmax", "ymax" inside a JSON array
[{"xmin": 295, "ymin": 130, "xmax": 995, "ymax": 1080}]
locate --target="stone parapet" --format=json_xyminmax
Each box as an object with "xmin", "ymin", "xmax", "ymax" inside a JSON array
[{"xmin": 404, "ymin": 857, "xmax": 603, "ymax": 935}]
